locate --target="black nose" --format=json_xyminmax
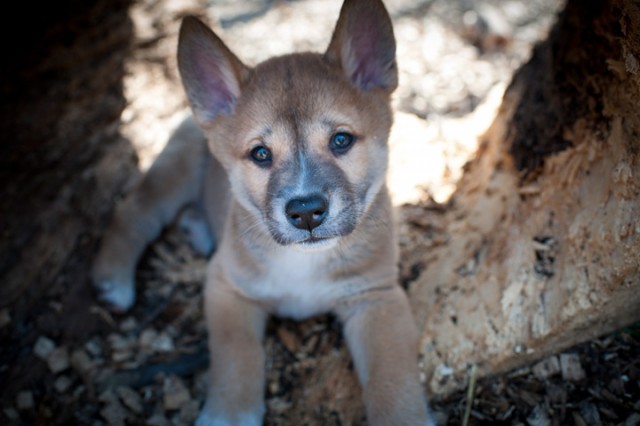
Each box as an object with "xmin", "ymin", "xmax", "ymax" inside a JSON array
[{"xmin": 285, "ymin": 195, "xmax": 328, "ymax": 231}]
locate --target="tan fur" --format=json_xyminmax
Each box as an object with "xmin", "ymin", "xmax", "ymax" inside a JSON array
[{"xmin": 92, "ymin": 1, "xmax": 434, "ymax": 424}]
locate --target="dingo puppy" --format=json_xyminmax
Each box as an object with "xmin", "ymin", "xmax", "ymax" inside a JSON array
[{"xmin": 92, "ymin": 0, "xmax": 435, "ymax": 424}]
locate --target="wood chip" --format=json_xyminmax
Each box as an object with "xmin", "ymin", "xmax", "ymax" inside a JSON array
[
  {"xmin": 71, "ymin": 348, "xmax": 94, "ymax": 374},
  {"xmin": 100, "ymin": 400, "xmax": 129, "ymax": 426},
  {"xmin": 33, "ymin": 336, "xmax": 56, "ymax": 360},
  {"xmin": 47, "ymin": 347, "xmax": 70, "ymax": 373},
  {"xmin": 545, "ymin": 383, "xmax": 566, "ymax": 405},
  {"xmin": 117, "ymin": 386, "xmax": 144, "ymax": 414},
  {"xmin": 268, "ymin": 398, "xmax": 293, "ymax": 413},
  {"xmin": 151, "ymin": 331, "xmax": 175, "ymax": 353},
  {"xmin": 532, "ymin": 355, "xmax": 560, "ymax": 379},
  {"xmin": 112, "ymin": 350, "xmax": 132, "ymax": 363},
  {"xmin": 277, "ymin": 327, "xmax": 301, "ymax": 354},
  {"xmin": 162, "ymin": 375, "xmax": 191, "ymax": 411},
  {"xmin": 601, "ymin": 388, "xmax": 622, "ymax": 405},
  {"xmin": 120, "ymin": 317, "xmax": 138, "ymax": 333},
  {"xmin": 179, "ymin": 400, "xmax": 200, "ymax": 423},
  {"xmin": 578, "ymin": 402, "xmax": 603, "ymax": 426},
  {"xmin": 519, "ymin": 184, "xmax": 541, "ymax": 195},
  {"xmin": 147, "ymin": 413, "xmax": 171, "ymax": 426},
  {"xmin": 0, "ymin": 308, "xmax": 11, "ymax": 328},
  {"xmin": 108, "ymin": 333, "xmax": 134, "ymax": 351},
  {"xmin": 598, "ymin": 406, "xmax": 618, "ymax": 420},
  {"xmin": 54, "ymin": 375, "xmax": 73, "ymax": 393},
  {"xmin": 16, "ymin": 391, "xmax": 34, "ymax": 410},
  {"xmin": 560, "ymin": 353, "xmax": 586, "ymax": 381},
  {"xmin": 625, "ymin": 412, "xmax": 640, "ymax": 426},
  {"xmin": 3, "ymin": 408, "xmax": 19, "ymax": 420},
  {"xmin": 519, "ymin": 388, "xmax": 542, "ymax": 407},
  {"xmin": 526, "ymin": 404, "xmax": 551, "ymax": 426},
  {"xmin": 572, "ymin": 411, "xmax": 587, "ymax": 426},
  {"xmin": 85, "ymin": 338, "xmax": 103, "ymax": 357},
  {"xmin": 139, "ymin": 328, "xmax": 158, "ymax": 350}
]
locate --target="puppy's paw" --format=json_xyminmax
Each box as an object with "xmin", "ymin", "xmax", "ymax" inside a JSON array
[
  {"xmin": 93, "ymin": 277, "xmax": 136, "ymax": 313},
  {"xmin": 177, "ymin": 206, "xmax": 214, "ymax": 256},
  {"xmin": 426, "ymin": 413, "xmax": 438, "ymax": 426},
  {"xmin": 195, "ymin": 411, "xmax": 262, "ymax": 426}
]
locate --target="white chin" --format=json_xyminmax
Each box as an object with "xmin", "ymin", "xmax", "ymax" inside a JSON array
[{"xmin": 292, "ymin": 237, "xmax": 339, "ymax": 253}]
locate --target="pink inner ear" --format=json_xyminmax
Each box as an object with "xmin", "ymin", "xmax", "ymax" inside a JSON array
[
  {"xmin": 189, "ymin": 48, "xmax": 240, "ymax": 122},
  {"xmin": 348, "ymin": 36, "xmax": 383, "ymax": 90},
  {"xmin": 341, "ymin": 16, "xmax": 394, "ymax": 91}
]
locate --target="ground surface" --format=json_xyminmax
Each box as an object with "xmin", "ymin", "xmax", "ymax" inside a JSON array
[{"xmin": 1, "ymin": 0, "xmax": 639, "ymax": 425}]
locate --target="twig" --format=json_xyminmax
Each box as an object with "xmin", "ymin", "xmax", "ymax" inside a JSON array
[
  {"xmin": 462, "ymin": 364, "xmax": 478, "ymax": 426},
  {"xmin": 96, "ymin": 346, "xmax": 209, "ymax": 392}
]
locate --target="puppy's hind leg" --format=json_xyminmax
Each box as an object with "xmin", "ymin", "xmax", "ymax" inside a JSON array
[
  {"xmin": 176, "ymin": 203, "xmax": 215, "ymax": 257},
  {"xmin": 92, "ymin": 117, "xmax": 211, "ymax": 312}
]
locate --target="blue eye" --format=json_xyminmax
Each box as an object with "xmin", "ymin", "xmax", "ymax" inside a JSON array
[
  {"xmin": 330, "ymin": 132, "xmax": 356, "ymax": 155},
  {"xmin": 250, "ymin": 146, "xmax": 272, "ymax": 166}
]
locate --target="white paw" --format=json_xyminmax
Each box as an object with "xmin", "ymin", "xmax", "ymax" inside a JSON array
[
  {"xmin": 195, "ymin": 412, "xmax": 227, "ymax": 426},
  {"xmin": 425, "ymin": 406, "xmax": 438, "ymax": 426},
  {"xmin": 177, "ymin": 207, "xmax": 214, "ymax": 256},
  {"xmin": 195, "ymin": 410, "xmax": 262, "ymax": 426},
  {"xmin": 94, "ymin": 278, "xmax": 136, "ymax": 313}
]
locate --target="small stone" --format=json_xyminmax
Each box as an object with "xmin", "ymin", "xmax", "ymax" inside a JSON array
[
  {"xmin": 117, "ymin": 386, "xmax": 144, "ymax": 415},
  {"xmin": 0, "ymin": 308, "xmax": 10, "ymax": 328},
  {"xmin": 163, "ymin": 376, "xmax": 191, "ymax": 411},
  {"xmin": 71, "ymin": 349, "xmax": 94, "ymax": 374},
  {"xmin": 47, "ymin": 347, "xmax": 70, "ymax": 373},
  {"xmin": 16, "ymin": 391, "xmax": 34, "ymax": 410},
  {"xmin": 33, "ymin": 336, "xmax": 56, "ymax": 360},
  {"xmin": 54, "ymin": 376, "xmax": 73, "ymax": 393},
  {"xmin": 560, "ymin": 353, "xmax": 586, "ymax": 382}
]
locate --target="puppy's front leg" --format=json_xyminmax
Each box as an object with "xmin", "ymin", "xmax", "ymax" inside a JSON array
[
  {"xmin": 197, "ymin": 270, "xmax": 267, "ymax": 426},
  {"xmin": 338, "ymin": 286, "xmax": 435, "ymax": 426}
]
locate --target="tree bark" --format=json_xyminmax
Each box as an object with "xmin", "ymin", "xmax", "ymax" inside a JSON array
[
  {"xmin": 0, "ymin": 1, "xmax": 136, "ymax": 324},
  {"xmin": 410, "ymin": 0, "xmax": 640, "ymax": 397}
]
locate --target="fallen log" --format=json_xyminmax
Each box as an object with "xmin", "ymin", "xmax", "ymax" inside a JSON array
[{"xmin": 410, "ymin": 0, "xmax": 640, "ymax": 397}]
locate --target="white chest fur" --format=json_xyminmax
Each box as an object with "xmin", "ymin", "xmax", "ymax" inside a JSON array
[{"xmin": 247, "ymin": 246, "xmax": 342, "ymax": 319}]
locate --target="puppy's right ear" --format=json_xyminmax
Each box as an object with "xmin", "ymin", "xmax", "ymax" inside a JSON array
[
  {"xmin": 177, "ymin": 17, "xmax": 249, "ymax": 126},
  {"xmin": 325, "ymin": 0, "xmax": 397, "ymax": 93}
]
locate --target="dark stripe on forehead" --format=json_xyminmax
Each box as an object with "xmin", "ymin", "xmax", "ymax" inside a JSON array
[{"xmin": 284, "ymin": 62, "xmax": 305, "ymax": 153}]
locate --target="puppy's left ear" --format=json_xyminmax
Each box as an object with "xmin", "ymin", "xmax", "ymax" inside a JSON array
[{"xmin": 325, "ymin": 0, "xmax": 397, "ymax": 92}]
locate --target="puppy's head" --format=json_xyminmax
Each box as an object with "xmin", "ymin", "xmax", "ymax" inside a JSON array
[{"xmin": 178, "ymin": 0, "xmax": 397, "ymax": 250}]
